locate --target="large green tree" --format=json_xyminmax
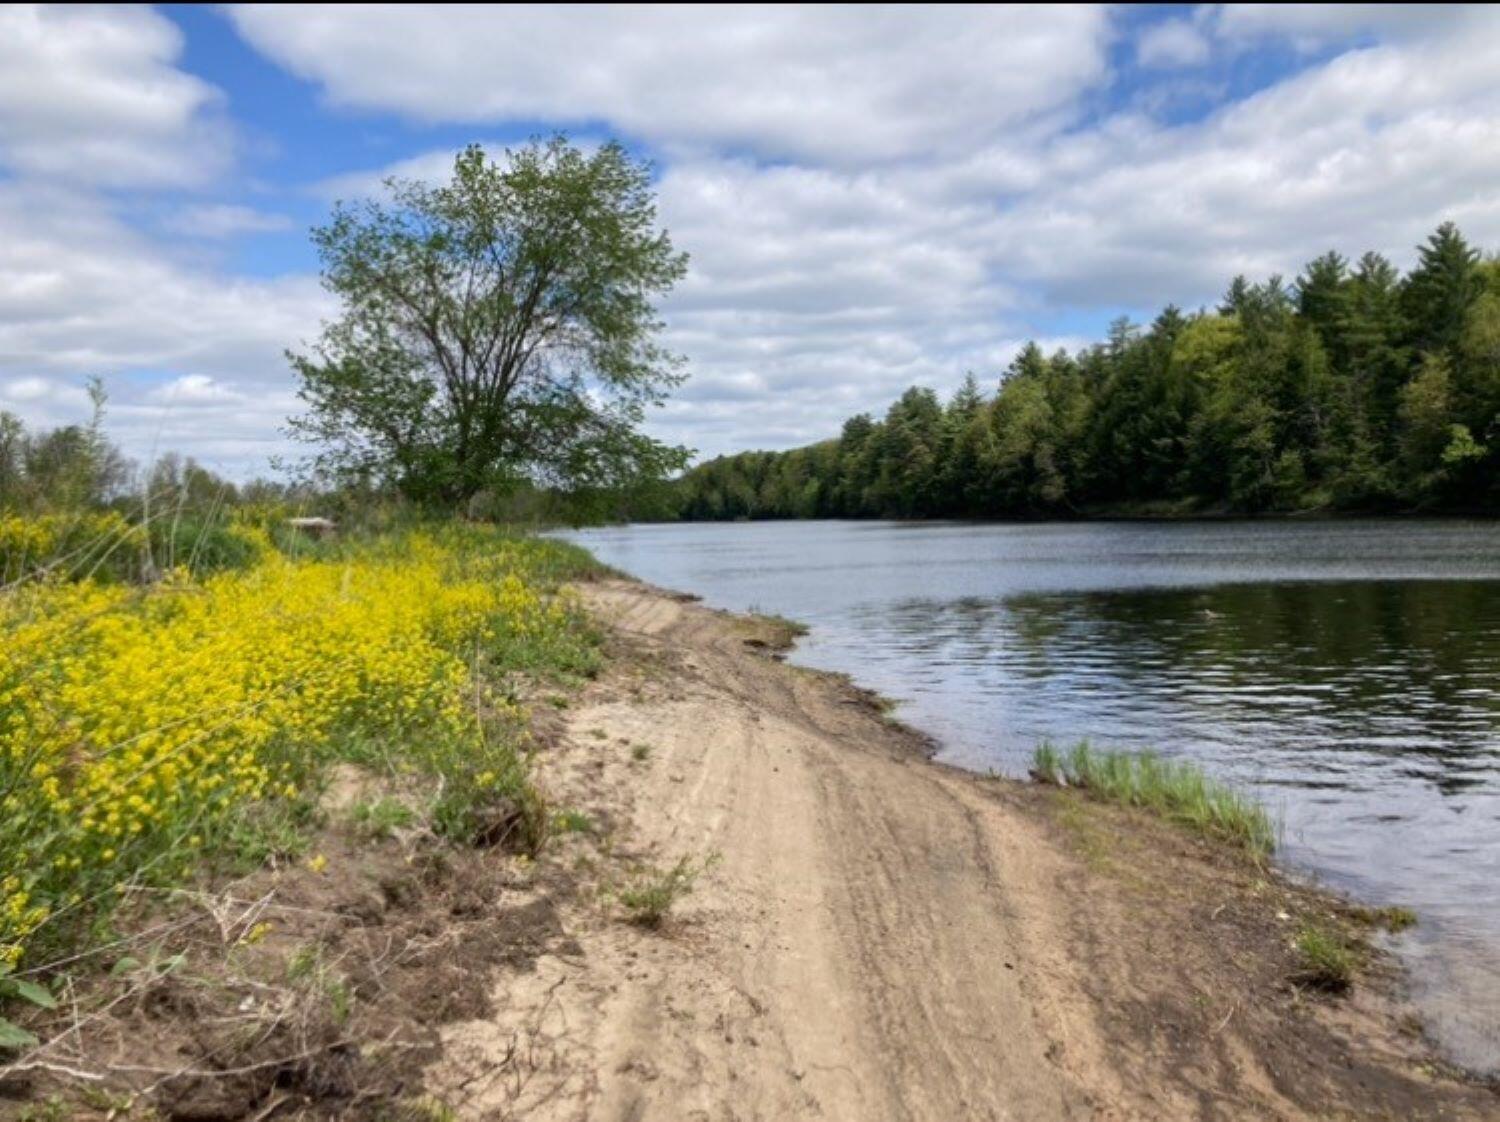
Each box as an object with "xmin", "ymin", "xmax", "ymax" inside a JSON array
[{"xmin": 288, "ymin": 138, "xmax": 690, "ymax": 506}]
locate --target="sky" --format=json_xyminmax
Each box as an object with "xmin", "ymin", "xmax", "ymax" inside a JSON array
[{"xmin": 2, "ymin": 4, "xmax": 1500, "ymax": 479}]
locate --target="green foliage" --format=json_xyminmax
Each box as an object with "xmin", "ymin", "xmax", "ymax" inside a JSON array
[
  {"xmin": 616, "ymin": 855, "xmax": 716, "ymax": 928},
  {"xmin": 287, "ymin": 136, "xmax": 691, "ymax": 508},
  {"xmin": 219, "ymin": 795, "xmax": 318, "ymax": 870},
  {"xmin": 1358, "ymin": 904, "xmax": 1419, "ymax": 933},
  {"xmin": 0, "ymin": 379, "xmax": 129, "ymax": 514},
  {"xmin": 349, "ymin": 797, "xmax": 418, "ymax": 840},
  {"xmin": 1031, "ymin": 742, "xmax": 1277, "ymax": 856},
  {"xmin": 0, "ymin": 964, "xmax": 57, "ymax": 1051},
  {"xmin": 1293, "ymin": 924, "xmax": 1359, "ymax": 991},
  {"xmin": 553, "ymin": 808, "xmax": 595, "ymax": 835},
  {"xmin": 659, "ymin": 224, "xmax": 1498, "ymax": 519},
  {"xmin": 428, "ymin": 732, "xmax": 550, "ymax": 855},
  {"xmin": 1031, "ymin": 743, "xmax": 1064, "ymax": 784},
  {"xmin": 2, "ymin": 525, "xmax": 598, "ymax": 972}
]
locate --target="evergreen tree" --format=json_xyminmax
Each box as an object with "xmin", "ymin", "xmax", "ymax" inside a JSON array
[
  {"xmin": 1403, "ymin": 222, "xmax": 1481, "ymax": 356},
  {"xmin": 656, "ymin": 224, "xmax": 1496, "ymax": 522}
]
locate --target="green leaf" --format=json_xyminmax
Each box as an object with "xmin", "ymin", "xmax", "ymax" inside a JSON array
[
  {"xmin": 110, "ymin": 956, "xmax": 142, "ymax": 978},
  {"xmin": 9, "ymin": 978, "xmax": 55, "ymax": 1009},
  {"xmin": 0, "ymin": 1017, "xmax": 38, "ymax": 1051}
]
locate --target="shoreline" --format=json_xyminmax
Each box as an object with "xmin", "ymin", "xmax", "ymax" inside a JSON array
[
  {"xmin": 606, "ymin": 509, "xmax": 1500, "ymax": 528},
  {"xmin": 8, "ymin": 570, "xmax": 1492, "ymax": 1119},
  {"xmin": 426, "ymin": 575, "xmax": 1495, "ymax": 1119}
]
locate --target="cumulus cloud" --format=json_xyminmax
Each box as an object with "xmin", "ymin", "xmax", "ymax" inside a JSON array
[
  {"xmin": 979, "ymin": 14, "xmax": 1500, "ymax": 308},
  {"xmin": 5, "ymin": 4, "xmax": 1500, "ymax": 472},
  {"xmin": 227, "ymin": 6, "xmax": 1111, "ymax": 166},
  {"xmin": 0, "ymin": 5, "xmax": 231, "ymax": 187},
  {"xmin": 1212, "ymin": 4, "xmax": 1468, "ymax": 51},
  {"xmin": 1137, "ymin": 18, "xmax": 1212, "ymax": 69},
  {"xmin": 0, "ymin": 182, "xmax": 327, "ymax": 474},
  {"xmin": 147, "ymin": 374, "xmax": 249, "ymax": 405},
  {"xmin": 164, "ymin": 204, "xmax": 293, "ymax": 239},
  {"xmin": 1, "ymin": 376, "xmax": 52, "ymax": 404},
  {"xmin": 302, "ymin": 5, "xmax": 1500, "ymax": 457},
  {"xmin": 0, "ymin": 184, "xmax": 325, "ymax": 381}
]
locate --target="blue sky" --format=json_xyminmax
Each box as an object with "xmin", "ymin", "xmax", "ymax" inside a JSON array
[{"xmin": 2, "ymin": 4, "xmax": 1498, "ymax": 477}]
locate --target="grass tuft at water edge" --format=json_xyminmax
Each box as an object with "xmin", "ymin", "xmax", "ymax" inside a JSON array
[{"xmin": 1031, "ymin": 741, "xmax": 1276, "ymax": 857}]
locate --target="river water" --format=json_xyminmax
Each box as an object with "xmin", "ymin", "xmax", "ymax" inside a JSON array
[{"xmin": 562, "ymin": 519, "xmax": 1500, "ymax": 1073}]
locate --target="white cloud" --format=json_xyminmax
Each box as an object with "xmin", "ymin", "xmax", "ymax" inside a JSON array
[
  {"xmin": 8, "ymin": 4, "xmax": 1500, "ymax": 472},
  {"xmin": 314, "ymin": 148, "xmax": 476, "ymax": 202},
  {"xmin": 2, "ymin": 376, "xmax": 52, "ymax": 403},
  {"xmin": 646, "ymin": 155, "xmax": 1023, "ymax": 450},
  {"xmin": 1137, "ymin": 18, "xmax": 1212, "ymax": 69},
  {"xmin": 0, "ymin": 7, "xmax": 308, "ymax": 477},
  {"xmin": 0, "ymin": 184, "xmax": 325, "ymax": 381},
  {"xmin": 0, "ymin": 183, "xmax": 327, "ymax": 475},
  {"xmin": 977, "ymin": 15, "xmax": 1500, "ymax": 308},
  {"xmin": 0, "ymin": 5, "xmax": 231, "ymax": 187},
  {"xmin": 228, "ymin": 6, "xmax": 1111, "ymax": 166},
  {"xmin": 147, "ymin": 374, "xmax": 248, "ymax": 405},
  {"xmin": 165, "ymin": 204, "xmax": 293, "ymax": 239},
  {"xmin": 313, "ymin": 3, "xmax": 1500, "ymax": 458},
  {"xmin": 1213, "ymin": 4, "xmax": 1465, "ymax": 51}
]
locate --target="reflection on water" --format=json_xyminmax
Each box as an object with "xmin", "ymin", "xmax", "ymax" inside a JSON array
[{"xmin": 563, "ymin": 519, "xmax": 1500, "ymax": 1072}]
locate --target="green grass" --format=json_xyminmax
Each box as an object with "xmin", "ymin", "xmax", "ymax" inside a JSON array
[
  {"xmin": 1294, "ymin": 924, "xmax": 1358, "ymax": 991},
  {"xmin": 553, "ymin": 808, "xmax": 595, "ymax": 835},
  {"xmin": 1031, "ymin": 741, "xmax": 1276, "ymax": 856},
  {"xmin": 752, "ymin": 611, "xmax": 809, "ymax": 637},
  {"xmin": 219, "ymin": 795, "xmax": 319, "ymax": 870},
  {"xmin": 1365, "ymin": 905, "xmax": 1418, "ymax": 933},
  {"xmin": 348, "ymin": 797, "xmax": 418, "ymax": 840}
]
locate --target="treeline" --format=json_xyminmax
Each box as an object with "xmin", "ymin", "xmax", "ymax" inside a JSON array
[
  {"xmin": 0, "ymin": 384, "xmax": 300, "ymax": 516},
  {"xmin": 670, "ymin": 224, "xmax": 1500, "ymax": 520},
  {"xmin": 0, "ymin": 389, "xmax": 618, "ymax": 533}
]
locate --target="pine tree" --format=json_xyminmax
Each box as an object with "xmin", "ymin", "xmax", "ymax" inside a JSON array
[{"xmin": 1403, "ymin": 222, "xmax": 1481, "ymax": 355}]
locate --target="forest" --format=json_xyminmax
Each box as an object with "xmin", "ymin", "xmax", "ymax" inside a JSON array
[{"xmin": 667, "ymin": 224, "xmax": 1500, "ymax": 520}]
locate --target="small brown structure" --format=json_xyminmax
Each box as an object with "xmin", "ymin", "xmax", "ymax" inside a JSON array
[{"xmin": 286, "ymin": 516, "xmax": 337, "ymax": 540}]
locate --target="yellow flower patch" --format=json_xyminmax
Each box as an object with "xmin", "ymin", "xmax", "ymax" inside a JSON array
[{"xmin": 0, "ymin": 527, "xmax": 595, "ymax": 966}]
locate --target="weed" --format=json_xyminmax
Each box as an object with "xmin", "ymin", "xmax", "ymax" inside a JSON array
[
  {"xmin": 631, "ymin": 743, "xmax": 653, "ymax": 762},
  {"xmin": 553, "ymin": 809, "xmax": 595, "ymax": 835},
  {"xmin": 218, "ymin": 796, "xmax": 318, "ymax": 871},
  {"xmin": 1293, "ymin": 924, "xmax": 1358, "ymax": 991},
  {"xmin": 0, "ymin": 524, "xmax": 597, "ymax": 969},
  {"xmin": 752, "ymin": 612, "xmax": 808, "ymax": 637},
  {"xmin": 431, "ymin": 750, "xmax": 549, "ymax": 855},
  {"xmin": 79, "ymin": 1087, "xmax": 134, "ymax": 1113},
  {"xmin": 387, "ymin": 1096, "xmax": 459, "ymax": 1122},
  {"xmin": 349, "ymin": 797, "xmax": 417, "ymax": 840},
  {"xmin": 286, "ymin": 943, "xmax": 354, "ymax": 1026},
  {"xmin": 14, "ymin": 1097, "xmax": 66, "ymax": 1122},
  {"xmin": 1360, "ymin": 905, "xmax": 1418, "ymax": 933},
  {"xmin": 1032, "ymin": 742, "xmax": 1063, "ymax": 784},
  {"xmin": 0, "ymin": 962, "xmax": 56, "ymax": 1051},
  {"xmin": 616, "ymin": 855, "xmax": 717, "ymax": 928}
]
